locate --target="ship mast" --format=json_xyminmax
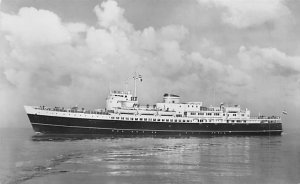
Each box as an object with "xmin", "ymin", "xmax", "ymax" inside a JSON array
[
  {"xmin": 134, "ymin": 71, "xmax": 137, "ymax": 97},
  {"xmin": 133, "ymin": 72, "xmax": 142, "ymax": 98}
]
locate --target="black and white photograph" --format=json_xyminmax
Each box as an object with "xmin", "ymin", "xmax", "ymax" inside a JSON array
[{"xmin": 0, "ymin": 0, "xmax": 300, "ymax": 183}]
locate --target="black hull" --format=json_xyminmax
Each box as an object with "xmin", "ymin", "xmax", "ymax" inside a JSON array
[{"xmin": 27, "ymin": 114, "xmax": 283, "ymax": 136}]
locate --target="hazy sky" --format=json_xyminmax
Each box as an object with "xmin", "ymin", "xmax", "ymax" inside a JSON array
[{"xmin": 0, "ymin": 0, "xmax": 299, "ymax": 130}]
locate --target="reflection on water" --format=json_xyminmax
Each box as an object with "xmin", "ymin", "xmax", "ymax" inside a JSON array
[{"xmin": 0, "ymin": 128, "xmax": 299, "ymax": 184}]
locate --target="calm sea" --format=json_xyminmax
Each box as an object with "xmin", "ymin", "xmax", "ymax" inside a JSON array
[{"xmin": 0, "ymin": 128, "xmax": 300, "ymax": 184}]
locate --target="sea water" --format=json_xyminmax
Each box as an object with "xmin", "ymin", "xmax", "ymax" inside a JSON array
[{"xmin": 0, "ymin": 128, "xmax": 300, "ymax": 184}]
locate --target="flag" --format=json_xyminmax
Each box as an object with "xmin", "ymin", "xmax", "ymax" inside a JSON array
[
  {"xmin": 136, "ymin": 74, "xmax": 143, "ymax": 82},
  {"xmin": 133, "ymin": 73, "xmax": 142, "ymax": 82},
  {"xmin": 282, "ymin": 110, "xmax": 287, "ymax": 115},
  {"xmin": 138, "ymin": 74, "xmax": 142, "ymax": 82}
]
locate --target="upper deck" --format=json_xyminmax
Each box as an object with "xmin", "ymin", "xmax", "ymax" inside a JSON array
[{"xmin": 24, "ymin": 104, "xmax": 281, "ymax": 125}]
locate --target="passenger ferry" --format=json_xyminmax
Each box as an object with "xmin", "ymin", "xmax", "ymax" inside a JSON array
[{"xmin": 25, "ymin": 75, "xmax": 283, "ymax": 135}]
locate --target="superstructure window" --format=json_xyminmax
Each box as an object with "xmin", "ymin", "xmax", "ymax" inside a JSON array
[
  {"xmin": 116, "ymin": 117, "xmax": 119, "ymax": 119},
  {"xmin": 144, "ymin": 118, "xmax": 147, "ymax": 121},
  {"xmin": 191, "ymin": 112, "xmax": 196, "ymax": 115},
  {"xmin": 140, "ymin": 118, "xmax": 143, "ymax": 121},
  {"xmin": 214, "ymin": 113, "xmax": 220, "ymax": 116},
  {"xmin": 135, "ymin": 118, "xmax": 138, "ymax": 120}
]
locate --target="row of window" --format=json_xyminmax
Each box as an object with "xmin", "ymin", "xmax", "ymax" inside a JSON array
[
  {"xmin": 227, "ymin": 120, "xmax": 247, "ymax": 123},
  {"xmin": 190, "ymin": 112, "xmax": 220, "ymax": 116},
  {"xmin": 110, "ymin": 117, "xmax": 250, "ymax": 123},
  {"xmin": 114, "ymin": 94, "xmax": 127, "ymax": 97},
  {"xmin": 189, "ymin": 112, "xmax": 246, "ymax": 117},
  {"xmin": 111, "ymin": 116, "xmax": 192, "ymax": 123},
  {"xmin": 231, "ymin": 114, "xmax": 245, "ymax": 117}
]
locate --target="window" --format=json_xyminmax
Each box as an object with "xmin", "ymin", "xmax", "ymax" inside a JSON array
[
  {"xmin": 135, "ymin": 118, "xmax": 138, "ymax": 120},
  {"xmin": 183, "ymin": 120, "xmax": 185, "ymax": 122},
  {"xmin": 116, "ymin": 117, "xmax": 119, "ymax": 119},
  {"xmin": 126, "ymin": 117, "xmax": 129, "ymax": 120},
  {"xmin": 140, "ymin": 118, "xmax": 143, "ymax": 121},
  {"xmin": 121, "ymin": 117, "xmax": 124, "ymax": 120},
  {"xmin": 191, "ymin": 112, "xmax": 196, "ymax": 115},
  {"xmin": 175, "ymin": 119, "xmax": 177, "ymax": 122},
  {"xmin": 166, "ymin": 119, "xmax": 169, "ymax": 122},
  {"xmin": 187, "ymin": 120, "xmax": 190, "ymax": 122},
  {"xmin": 233, "ymin": 114, "xmax": 236, "ymax": 116},
  {"xmin": 144, "ymin": 118, "xmax": 147, "ymax": 121},
  {"xmin": 111, "ymin": 117, "xmax": 114, "ymax": 119},
  {"xmin": 130, "ymin": 118, "xmax": 133, "ymax": 120},
  {"xmin": 162, "ymin": 119, "xmax": 165, "ymax": 122},
  {"xmin": 157, "ymin": 119, "xmax": 160, "ymax": 121},
  {"xmin": 214, "ymin": 113, "xmax": 219, "ymax": 116}
]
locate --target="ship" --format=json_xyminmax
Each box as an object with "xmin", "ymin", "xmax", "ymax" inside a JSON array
[{"xmin": 24, "ymin": 75, "xmax": 283, "ymax": 136}]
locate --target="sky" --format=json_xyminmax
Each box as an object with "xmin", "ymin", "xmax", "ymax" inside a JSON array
[{"xmin": 0, "ymin": 0, "xmax": 299, "ymax": 131}]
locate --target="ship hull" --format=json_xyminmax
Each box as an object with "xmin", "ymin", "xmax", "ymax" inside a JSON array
[{"xmin": 27, "ymin": 114, "xmax": 282, "ymax": 136}]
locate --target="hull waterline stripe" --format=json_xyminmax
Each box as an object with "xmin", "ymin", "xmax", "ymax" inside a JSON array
[{"xmin": 31, "ymin": 123, "xmax": 282, "ymax": 133}]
